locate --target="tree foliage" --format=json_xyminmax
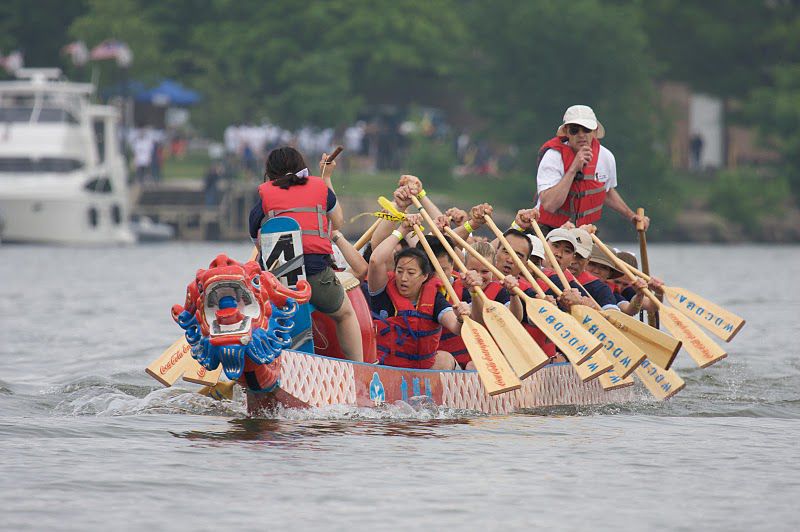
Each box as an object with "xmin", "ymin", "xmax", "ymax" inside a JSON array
[{"xmin": 3, "ymin": 0, "xmax": 799, "ymax": 217}]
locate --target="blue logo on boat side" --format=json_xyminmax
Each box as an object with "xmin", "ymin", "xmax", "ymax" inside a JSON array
[
  {"xmin": 370, "ymin": 372, "xmax": 385, "ymax": 405},
  {"xmin": 412, "ymin": 377, "xmax": 421, "ymax": 397},
  {"xmin": 400, "ymin": 376, "xmax": 408, "ymax": 401},
  {"xmin": 424, "ymin": 378, "xmax": 432, "ymax": 398}
]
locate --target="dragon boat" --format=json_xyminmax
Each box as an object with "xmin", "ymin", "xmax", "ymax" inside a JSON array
[{"xmin": 166, "ymin": 248, "xmax": 635, "ymax": 416}]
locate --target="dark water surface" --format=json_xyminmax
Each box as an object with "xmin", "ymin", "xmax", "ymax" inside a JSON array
[{"xmin": 1, "ymin": 243, "xmax": 799, "ymax": 531}]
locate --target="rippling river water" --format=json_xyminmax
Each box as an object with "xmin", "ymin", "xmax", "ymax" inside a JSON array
[{"xmin": 1, "ymin": 243, "xmax": 798, "ymax": 531}]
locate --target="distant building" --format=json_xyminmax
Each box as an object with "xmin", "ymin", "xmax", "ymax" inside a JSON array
[{"xmin": 658, "ymin": 81, "xmax": 779, "ymax": 171}]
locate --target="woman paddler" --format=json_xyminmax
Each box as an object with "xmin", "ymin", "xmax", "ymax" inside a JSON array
[
  {"xmin": 248, "ymin": 146, "xmax": 363, "ymax": 362},
  {"xmin": 367, "ymin": 214, "xmax": 472, "ymax": 370}
]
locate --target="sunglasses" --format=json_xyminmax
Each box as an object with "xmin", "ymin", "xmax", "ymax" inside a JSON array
[{"xmin": 568, "ymin": 124, "xmax": 592, "ymax": 135}]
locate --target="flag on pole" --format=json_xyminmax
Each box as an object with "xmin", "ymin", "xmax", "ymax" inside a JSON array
[
  {"xmin": 61, "ymin": 41, "xmax": 89, "ymax": 67},
  {"xmin": 0, "ymin": 50, "xmax": 24, "ymax": 75},
  {"xmin": 90, "ymin": 40, "xmax": 133, "ymax": 68}
]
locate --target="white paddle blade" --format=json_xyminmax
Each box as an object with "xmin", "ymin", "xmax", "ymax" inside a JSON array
[
  {"xmin": 145, "ymin": 337, "xmax": 194, "ymax": 387},
  {"xmin": 601, "ymin": 309, "xmax": 681, "ymax": 370},
  {"xmin": 662, "ymin": 307, "xmax": 727, "ymax": 368},
  {"xmin": 634, "ymin": 357, "xmax": 686, "ymax": 400},
  {"xmin": 571, "ymin": 305, "xmax": 646, "ymax": 379},
  {"xmin": 663, "ymin": 286, "xmax": 745, "ymax": 343},
  {"xmin": 482, "ymin": 300, "xmax": 549, "ymax": 378},
  {"xmin": 461, "ymin": 318, "xmax": 522, "ymax": 395}
]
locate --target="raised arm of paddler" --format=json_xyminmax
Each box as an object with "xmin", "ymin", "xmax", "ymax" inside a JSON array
[
  {"xmin": 398, "ymin": 174, "xmax": 444, "ymax": 218},
  {"xmin": 369, "ymin": 185, "xmax": 410, "ymax": 251},
  {"xmin": 319, "ymin": 152, "xmax": 344, "ymax": 230},
  {"xmin": 332, "ymin": 229, "xmax": 368, "ymax": 281},
  {"xmin": 367, "ymin": 213, "xmax": 422, "ymax": 294},
  {"xmin": 461, "ymin": 269, "xmax": 485, "ymax": 324},
  {"xmin": 452, "ymin": 203, "xmax": 494, "ymax": 241}
]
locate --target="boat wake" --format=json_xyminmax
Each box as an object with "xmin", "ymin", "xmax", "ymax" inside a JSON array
[{"xmin": 49, "ymin": 376, "xmax": 245, "ymax": 417}]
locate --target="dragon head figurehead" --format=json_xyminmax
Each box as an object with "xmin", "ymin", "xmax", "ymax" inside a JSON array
[{"xmin": 171, "ymin": 254, "xmax": 311, "ymax": 384}]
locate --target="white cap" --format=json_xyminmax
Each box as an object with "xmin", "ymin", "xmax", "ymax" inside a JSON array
[
  {"xmin": 546, "ymin": 228, "xmax": 578, "ymax": 250},
  {"xmin": 527, "ymin": 235, "xmax": 545, "ymax": 260},
  {"xmin": 570, "ymin": 228, "xmax": 593, "ymax": 258},
  {"xmin": 556, "ymin": 105, "xmax": 605, "ymax": 139}
]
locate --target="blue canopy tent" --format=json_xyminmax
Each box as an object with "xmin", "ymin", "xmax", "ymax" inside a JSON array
[{"xmin": 135, "ymin": 80, "xmax": 201, "ymax": 107}]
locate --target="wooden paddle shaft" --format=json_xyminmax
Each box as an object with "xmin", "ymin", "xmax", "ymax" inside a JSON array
[
  {"xmin": 411, "ymin": 196, "xmax": 493, "ymax": 306},
  {"xmin": 412, "ymin": 225, "xmax": 461, "ymax": 304},
  {"xmin": 530, "ymin": 219, "xmax": 572, "ymax": 293},
  {"xmin": 411, "ymin": 196, "xmax": 468, "ymax": 271},
  {"xmin": 484, "ymin": 216, "xmax": 549, "ymax": 298},
  {"xmin": 354, "ymin": 219, "xmax": 381, "ymax": 251},
  {"xmin": 592, "ymin": 233, "xmax": 662, "ymax": 308},
  {"xmin": 527, "ymin": 259, "xmax": 561, "ymax": 296},
  {"xmin": 636, "ymin": 207, "xmax": 650, "ymax": 267},
  {"xmin": 444, "ymin": 225, "xmax": 534, "ymax": 301}
]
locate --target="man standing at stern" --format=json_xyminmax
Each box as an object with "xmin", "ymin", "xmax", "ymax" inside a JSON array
[{"xmin": 536, "ymin": 105, "xmax": 649, "ymax": 233}]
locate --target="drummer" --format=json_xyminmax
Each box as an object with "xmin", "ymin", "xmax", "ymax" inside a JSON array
[
  {"xmin": 249, "ymin": 146, "xmax": 363, "ymax": 362},
  {"xmin": 367, "ymin": 214, "xmax": 473, "ymax": 370}
]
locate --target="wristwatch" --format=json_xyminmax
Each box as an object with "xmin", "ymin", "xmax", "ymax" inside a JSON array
[{"xmin": 332, "ymin": 232, "xmax": 341, "ymax": 243}]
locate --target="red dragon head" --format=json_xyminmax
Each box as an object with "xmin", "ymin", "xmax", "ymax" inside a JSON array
[{"xmin": 171, "ymin": 254, "xmax": 311, "ymax": 382}]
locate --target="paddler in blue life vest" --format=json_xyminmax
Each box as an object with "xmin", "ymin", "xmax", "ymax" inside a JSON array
[
  {"xmin": 367, "ymin": 213, "xmax": 474, "ymax": 370},
  {"xmin": 248, "ymin": 146, "xmax": 364, "ymax": 362},
  {"xmin": 536, "ymin": 105, "xmax": 649, "ymax": 234}
]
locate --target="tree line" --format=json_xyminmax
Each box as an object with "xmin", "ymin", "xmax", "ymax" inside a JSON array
[{"xmin": 2, "ymin": 0, "xmax": 799, "ymax": 237}]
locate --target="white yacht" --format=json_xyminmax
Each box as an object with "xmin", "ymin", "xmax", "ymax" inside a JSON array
[{"xmin": 0, "ymin": 68, "xmax": 134, "ymax": 244}]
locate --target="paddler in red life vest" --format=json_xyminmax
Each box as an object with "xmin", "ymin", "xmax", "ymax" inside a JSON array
[
  {"xmin": 421, "ymin": 230, "xmax": 520, "ymax": 370},
  {"xmin": 565, "ymin": 227, "xmax": 622, "ymax": 310},
  {"xmin": 536, "ymin": 105, "xmax": 649, "ymax": 234},
  {"xmin": 367, "ymin": 214, "xmax": 473, "ymax": 370},
  {"xmin": 249, "ymin": 146, "xmax": 364, "ymax": 362}
]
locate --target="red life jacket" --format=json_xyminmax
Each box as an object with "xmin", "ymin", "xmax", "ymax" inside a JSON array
[
  {"xmin": 542, "ymin": 268, "xmax": 576, "ymax": 292},
  {"xmin": 575, "ymin": 270, "xmax": 598, "ymax": 285},
  {"xmin": 607, "ymin": 280, "xmax": 621, "ymax": 294},
  {"xmin": 537, "ymin": 137, "xmax": 607, "ymax": 227},
  {"xmin": 439, "ymin": 280, "xmax": 505, "ymax": 367},
  {"xmin": 373, "ymin": 272, "xmax": 444, "ymax": 369},
  {"xmin": 517, "ymin": 278, "xmax": 557, "ymax": 358},
  {"xmin": 258, "ymin": 175, "xmax": 333, "ymax": 255}
]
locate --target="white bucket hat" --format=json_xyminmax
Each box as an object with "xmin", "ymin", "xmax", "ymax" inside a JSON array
[{"xmin": 556, "ymin": 105, "xmax": 605, "ymax": 139}]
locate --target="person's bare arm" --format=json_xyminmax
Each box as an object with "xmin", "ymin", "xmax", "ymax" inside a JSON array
[
  {"xmin": 453, "ymin": 203, "xmax": 493, "ymax": 241},
  {"xmin": 320, "ymin": 153, "xmax": 345, "ymax": 230},
  {"xmin": 399, "ymin": 174, "xmax": 443, "ymax": 219},
  {"xmin": 604, "ymin": 188, "xmax": 650, "ymax": 230},
  {"xmin": 439, "ymin": 302, "xmax": 469, "ymax": 336},
  {"xmin": 333, "ymin": 230, "xmax": 368, "ymax": 281}
]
